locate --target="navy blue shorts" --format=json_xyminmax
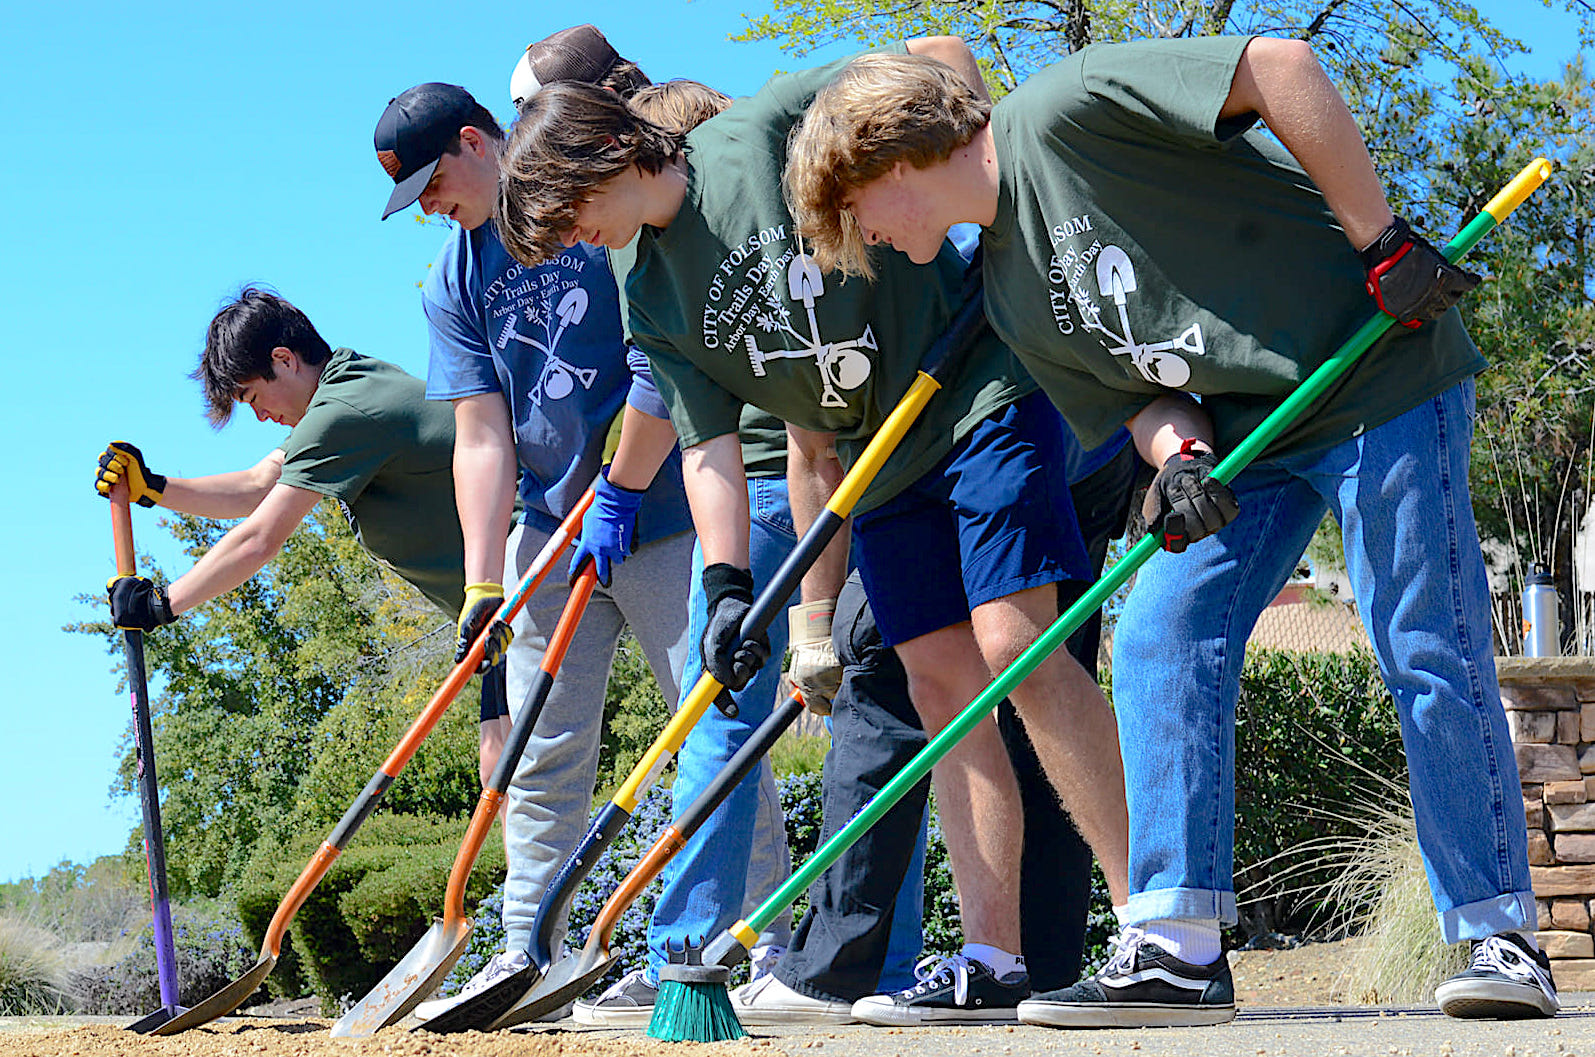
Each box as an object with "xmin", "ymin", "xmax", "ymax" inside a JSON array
[
  {"xmin": 479, "ymin": 660, "xmax": 509, "ymax": 721},
  {"xmin": 853, "ymin": 391, "xmax": 1090, "ymax": 647}
]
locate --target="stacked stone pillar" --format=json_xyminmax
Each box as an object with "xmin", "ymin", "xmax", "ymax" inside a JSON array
[{"xmin": 1501, "ymin": 656, "xmax": 1595, "ymax": 990}]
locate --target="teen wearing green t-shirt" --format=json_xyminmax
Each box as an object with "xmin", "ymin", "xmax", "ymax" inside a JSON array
[
  {"xmin": 782, "ymin": 35, "xmax": 1551, "ymax": 1026},
  {"xmin": 495, "ymin": 36, "xmax": 1135, "ymax": 1025},
  {"xmin": 97, "ymin": 288, "xmax": 508, "ymax": 786}
]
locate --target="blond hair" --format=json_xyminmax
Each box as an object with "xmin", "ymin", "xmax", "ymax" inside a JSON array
[
  {"xmin": 629, "ymin": 79, "xmax": 731, "ymax": 135},
  {"xmin": 496, "ymin": 81, "xmax": 684, "ymax": 266},
  {"xmin": 785, "ymin": 52, "xmax": 990, "ymax": 278}
]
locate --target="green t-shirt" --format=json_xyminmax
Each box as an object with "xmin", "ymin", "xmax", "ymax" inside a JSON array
[
  {"xmin": 613, "ymin": 47, "xmax": 1033, "ymax": 513},
  {"xmin": 983, "ymin": 35, "xmax": 1486, "ymax": 457},
  {"xmin": 277, "ymin": 348, "xmax": 466, "ymax": 616}
]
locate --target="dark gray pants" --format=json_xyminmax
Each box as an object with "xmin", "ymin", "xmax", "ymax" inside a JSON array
[{"xmin": 776, "ymin": 444, "xmax": 1139, "ymax": 1002}]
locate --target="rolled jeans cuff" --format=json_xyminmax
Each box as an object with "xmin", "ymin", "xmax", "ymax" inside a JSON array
[
  {"xmin": 1441, "ymin": 890, "xmax": 1536, "ymax": 945},
  {"xmin": 1122, "ymin": 887, "xmax": 1237, "ymax": 930}
]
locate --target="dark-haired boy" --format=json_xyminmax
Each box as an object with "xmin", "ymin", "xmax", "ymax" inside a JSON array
[
  {"xmin": 782, "ymin": 36, "xmax": 1553, "ymax": 1026},
  {"xmin": 95, "ymin": 289, "xmax": 507, "ymax": 770}
]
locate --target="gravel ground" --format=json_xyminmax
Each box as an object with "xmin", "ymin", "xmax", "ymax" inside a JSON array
[{"xmin": 4, "ymin": 942, "xmax": 1586, "ymax": 1057}]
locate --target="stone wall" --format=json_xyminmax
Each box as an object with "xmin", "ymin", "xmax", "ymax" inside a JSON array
[{"xmin": 1500, "ymin": 656, "xmax": 1595, "ymax": 990}]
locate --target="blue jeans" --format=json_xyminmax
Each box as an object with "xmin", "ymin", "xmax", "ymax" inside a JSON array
[
  {"xmin": 1113, "ymin": 380, "xmax": 1534, "ymax": 943},
  {"xmin": 646, "ymin": 475, "xmax": 797, "ymax": 979}
]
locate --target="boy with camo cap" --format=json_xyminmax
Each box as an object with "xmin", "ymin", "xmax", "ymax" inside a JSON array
[
  {"xmin": 495, "ymin": 34, "xmax": 1133, "ymax": 1026},
  {"xmin": 782, "ymin": 35, "xmax": 1553, "ymax": 1026}
]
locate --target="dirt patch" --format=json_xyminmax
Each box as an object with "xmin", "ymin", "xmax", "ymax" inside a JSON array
[
  {"xmin": 1229, "ymin": 936, "xmax": 1359, "ymax": 1007},
  {"xmin": 0, "ymin": 1022, "xmax": 756, "ymax": 1057}
]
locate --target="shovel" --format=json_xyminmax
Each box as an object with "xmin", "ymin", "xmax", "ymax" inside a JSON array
[
  {"xmin": 419, "ymin": 265, "xmax": 990, "ymax": 1034},
  {"xmin": 704, "ymin": 157, "xmax": 1555, "ymax": 972},
  {"xmin": 333, "ymin": 560, "xmax": 601, "ymax": 1036},
  {"xmin": 514, "ymin": 691, "xmax": 810, "ymax": 1026},
  {"xmin": 148, "ymin": 488, "xmax": 594, "ymax": 1035},
  {"xmin": 108, "ymin": 482, "xmax": 188, "ymax": 1035}
]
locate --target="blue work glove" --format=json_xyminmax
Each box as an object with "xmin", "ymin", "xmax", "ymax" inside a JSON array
[{"xmin": 569, "ymin": 466, "xmax": 645, "ymax": 587}]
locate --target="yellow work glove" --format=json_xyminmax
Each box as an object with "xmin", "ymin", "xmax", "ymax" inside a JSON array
[
  {"xmin": 456, "ymin": 582, "xmax": 513, "ymax": 672},
  {"xmin": 95, "ymin": 441, "xmax": 167, "ymax": 507}
]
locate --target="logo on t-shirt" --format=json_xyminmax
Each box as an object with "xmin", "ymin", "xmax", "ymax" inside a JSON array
[
  {"xmin": 1048, "ymin": 216, "xmax": 1204, "ymax": 389},
  {"xmin": 701, "ymin": 226, "xmax": 875, "ymax": 410},
  {"xmin": 495, "ymin": 285, "xmax": 600, "ymax": 406}
]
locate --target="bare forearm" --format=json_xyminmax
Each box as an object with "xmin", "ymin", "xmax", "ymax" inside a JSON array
[
  {"xmin": 453, "ymin": 396, "xmax": 519, "ymax": 585},
  {"xmin": 160, "ymin": 452, "xmax": 285, "ymax": 519},
  {"xmin": 908, "ymin": 35, "xmax": 991, "ymax": 103},
  {"xmin": 1223, "ymin": 37, "xmax": 1393, "ymax": 249},
  {"xmin": 786, "ymin": 427, "xmax": 849, "ymax": 603},
  {"xmin": 682, "ymin": 434, "xmax": 750, "ymax": 569},
  {"xmin": 1127, "ymin": 396, "xmax": 1218, "ymax": 466},
  {"xmin": 166, "ymin": 484, "xmax": 318, "ymax": 613},
  {"xmin": 606, "ymin": 405, "xmax": 679, "ymax": 491}
]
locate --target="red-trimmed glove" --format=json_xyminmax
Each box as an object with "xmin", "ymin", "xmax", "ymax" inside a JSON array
[
  {"xmin": 1360, "ymin": 215, "xmax": 1480, "ymax": 327},
  {"xmin": 1140, "ymin": 440, "xmax": 1239, "ymax": 554}
]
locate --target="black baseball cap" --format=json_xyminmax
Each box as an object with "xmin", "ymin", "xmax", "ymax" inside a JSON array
[{"xmin": 374, "ymin": 82, "xmax": 482, "ymax": 220}]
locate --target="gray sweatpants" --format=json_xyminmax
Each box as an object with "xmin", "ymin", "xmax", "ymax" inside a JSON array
[{"xmin": 500, "ymin": 521, "xmax": 788, "ymax": 954}]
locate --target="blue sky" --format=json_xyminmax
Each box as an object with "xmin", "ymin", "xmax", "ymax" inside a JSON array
[{"xmin": 0, "ymin": 0, "xmax": 1583, "ymax": 887}]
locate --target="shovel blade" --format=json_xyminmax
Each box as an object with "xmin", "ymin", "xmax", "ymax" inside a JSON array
[
  {"xmin": 126, "ymin": 1003, "xmax": 189, "ymax": 1034},
  {"xmin": 146, "ymin": 954, "xmax": 275, "ymax": 1035},
  {"xmin": 489, "ymin": 947, "xmax": 619, "ymax": 1031},
  {"xmin": 330, "ymin": 917, "xmax": 473, "ymax": 1037},
  {"xmin": 411, "ymin": 961, "xmax": 543, "ymax": 1034}
]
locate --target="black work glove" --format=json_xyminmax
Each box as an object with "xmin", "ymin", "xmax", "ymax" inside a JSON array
[
  {"xmin": 456, "ymin": 582, "xmax": 513, "ymax": 672},
  {"xmin": 1140, "ymin": 441, "xmax": 1239, "ymax": 554},
  {"xmin": 108, "ymin": 575, "xmax": 177, "ymax": 631},
  {"xmin": 1359, "ymin": 215, "xmax": 1480, "ymax": 327},
  {"xmin": 700, "ymin": 563, "xmax": 769, "ymax": 691},
  {"xmin": 95, "ymin": 441, "xmax": 167, "ymax": 507}
]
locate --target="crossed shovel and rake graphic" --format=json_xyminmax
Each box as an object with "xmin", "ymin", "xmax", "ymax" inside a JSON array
[
  {"xmin": 745, "ymin": 254, "xmax": 876, "ymax": 408},
  {"xmin": 1082, "ymin": 245, "xmax": 1206, "ymax": 388},
  {"xmin": 495, "ymin": 287, "xmax": 600, "ymax": 406}
]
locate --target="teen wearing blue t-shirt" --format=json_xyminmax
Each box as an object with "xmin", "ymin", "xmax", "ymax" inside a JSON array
[{"xmin": 372, "ymin": 79, "xmax": 790, "ymax": 1019}]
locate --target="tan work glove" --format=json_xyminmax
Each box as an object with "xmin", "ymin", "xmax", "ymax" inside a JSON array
[{"xmin": 786, "ymin": 599, "xmax": 841, "ymax": 716}]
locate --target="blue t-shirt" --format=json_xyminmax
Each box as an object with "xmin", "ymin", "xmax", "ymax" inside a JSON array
[{"xmin": 423, "ymin": 223, "xmax": 691, "ymax": 543}]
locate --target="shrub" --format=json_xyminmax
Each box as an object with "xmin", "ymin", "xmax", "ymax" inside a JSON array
[
  {"xmin": 1233, "ymin": 648, "xmax": 1407, "ymax": 936},
  {"xmin": 0, "ymin": 919, "xmax": 70, "ymax": 1015},
  {"xmin": 70, "ymin": 900, "xmax": 255, "ymax": 1015},
  {"xmin": 236, "ymin": 812, "xmax": 503, "ymax": 1011}
]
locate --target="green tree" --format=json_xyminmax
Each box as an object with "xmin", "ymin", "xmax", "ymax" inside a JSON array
[{"xmin": 73, "ymin": 502, "xmax": 468, "ymax": 898}]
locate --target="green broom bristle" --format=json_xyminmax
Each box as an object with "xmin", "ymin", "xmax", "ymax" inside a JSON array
[{"xmin": 648, "ymin": 963, "xmax": 745, "ymax": 1042}]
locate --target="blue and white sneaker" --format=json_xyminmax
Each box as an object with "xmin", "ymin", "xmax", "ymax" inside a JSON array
[
  {"xmin": 1436, "ymin": 934, "xmax": 1558, "ymax": 1019},
  {"xmin": 1017, "ymin": 928, "xmax": 1235, "ymax": 1028}
]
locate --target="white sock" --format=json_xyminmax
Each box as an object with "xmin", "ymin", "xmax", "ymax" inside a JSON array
[
  {"xmin": 962, "ymin": 942, "xmax": 1025, "ymax": 978},
  {"xmin": 1140, "ymin": 918, "xmax": 1222, "ymax": 965},
  {"xmin": 1112, "ymin": 904, "xmax": 1131, "ymax": 929}
]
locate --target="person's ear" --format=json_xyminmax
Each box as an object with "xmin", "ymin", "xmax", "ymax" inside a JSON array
[
  {"xmin": 460, "ymin": 126, "xmax": 487, "ymax": 157},
  {"xmin": 271, "ymin": 346, "xmax": 299, "ymax": 374}
]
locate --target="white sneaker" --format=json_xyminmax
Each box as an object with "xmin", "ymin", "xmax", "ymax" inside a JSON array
[
  {"xmin": 413, "ymin": 949, "xmax": 529, "ymax": 1022},
  {"xmin": 749, "ymin": 944, "xmax": 787, "ymax": 983},
  {"xmin": 731, "ymin": 973, "xmax": 855, "ymax": 1025}
]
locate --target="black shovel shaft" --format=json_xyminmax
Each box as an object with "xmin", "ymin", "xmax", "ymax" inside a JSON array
[{"xmin": 124, "ymin": 627, "xmax": 180, "ymax": 1011}]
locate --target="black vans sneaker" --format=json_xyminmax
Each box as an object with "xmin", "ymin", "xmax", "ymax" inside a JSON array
[
  {"xmin": 1017, "ymin": 928, "xmax": 1235, "ymax": 1028},
  {"xmin": 1436, "ymin": 933, "xmax": 1558, "ymax": 1019},
  {"xmin": 851, "ymin": 953, "xmax": 1029, "ymax": 1025}
]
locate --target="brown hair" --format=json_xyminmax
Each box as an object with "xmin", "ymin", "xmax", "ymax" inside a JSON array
[
  {"xmin": 628, "ymin": 79, "xmax": 730, "ymax": 135},
  {"xmin": 496, "ymin": 81, "xmax": 684, "ymax": 266},
  {"xmin": 785, "ymin": 52, "xmax": 989, "ymax": 278}
]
